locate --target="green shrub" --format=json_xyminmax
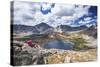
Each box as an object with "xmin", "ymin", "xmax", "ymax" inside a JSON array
[{"xmin": 71, "ymin": 37, "xmax": 87, "ymax": 50}]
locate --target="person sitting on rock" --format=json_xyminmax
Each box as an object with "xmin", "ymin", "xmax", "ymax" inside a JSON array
[
  {"xmin": 25, "ymin": 39, "xmax": 41, "ymax": 48},
  {"xmin": 25, "ymin": 39, "xmax": 33, "ymax": 47}
]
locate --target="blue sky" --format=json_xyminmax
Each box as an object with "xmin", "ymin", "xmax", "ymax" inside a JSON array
[{"xmin": 13, "ymin": 1, "xmax": 97, "ymax": 27}]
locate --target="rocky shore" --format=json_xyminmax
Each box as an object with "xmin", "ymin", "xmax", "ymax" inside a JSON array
[
  {"xmin": 12, "ymin": 32, "xmax": 97, "ymax": 66},
  {"xmin": 12, "ymin": 42, "xmax": 97, "ymax": 66}
]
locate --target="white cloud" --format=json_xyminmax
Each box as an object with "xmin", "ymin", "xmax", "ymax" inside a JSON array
[
  {"xmin": 13, "ymin": 1, "xmax": 95, "ymax": 27},
  {"xmin": 13, "ymin": 1, "xmax": 41, "ymax": 26},
  {"xmin": 73, "ymin": 5, "xmax": 90, "ymax": 19},
  {"xmin": 41, "ymin": 3, "xmax": 52, "ymax": 11},
  {"xmin": 86, "ymin": 24, "xmax": 93, "ymax": 27},
  {"xmin": 51, "ymin": 4, "xmax": 75, "ymax": 16},
  {"xmin": 47, "ymin": 4, "xmax": 91, "ymax": 27},
  {"xmin": 78, "ymin": 16, "xmax": 96, "ymax": 27},
  {"xmin": 84, "ymin": 17, "xmax": 92, "ymax": 21},
  {"xmin": 51, "ymin": 4, "xmax": 90, "ymax": 19}
]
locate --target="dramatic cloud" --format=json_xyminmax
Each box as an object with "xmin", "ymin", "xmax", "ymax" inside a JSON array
[
  {"xmin": 13, "ymin": 1, "xmax": 97, "ymax": 27},
  {"xmin": 13, "ymin": 1, "xmax": 41, "ymax": 26},
  {"xmin": 51, "ymin": 4, "xmax": 75, "ymax": 16},
  {"xmin": 40, "ymin": 3, "xmax": 55, "ymax": 14}
]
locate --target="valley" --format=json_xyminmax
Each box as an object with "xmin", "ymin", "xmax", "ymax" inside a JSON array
[{"xmin": 11, "ymin": 23, "xmax": 97, "ymax": 66}]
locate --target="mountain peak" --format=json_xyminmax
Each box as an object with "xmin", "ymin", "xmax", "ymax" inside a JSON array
[{"xmin": 35, "ymin": 23, "xmax": 51, "ymax": 27}]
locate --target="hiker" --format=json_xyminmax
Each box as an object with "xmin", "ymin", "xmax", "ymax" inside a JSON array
[
  {"xmin": 25, "ymin": 39, "xmax": 33, "ymax": 47},
  {"xmin": 25, "ymin": 39, "xmax": 41, "ymax": 48}
]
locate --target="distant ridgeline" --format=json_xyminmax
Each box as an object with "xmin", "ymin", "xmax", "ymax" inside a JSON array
[{"xmin": 12, "ymin": 22, "xmax": 97, "ymax": 35}]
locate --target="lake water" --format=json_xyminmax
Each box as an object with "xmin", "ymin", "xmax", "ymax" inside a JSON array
[{"xmin": 43, "ymin": 40, "xmax": 74, "ymax": 50}]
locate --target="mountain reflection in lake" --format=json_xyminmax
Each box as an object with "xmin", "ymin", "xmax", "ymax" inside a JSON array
[{"xmin": 43, "ymin": 40, "xmax": 74, "ymax": 50}]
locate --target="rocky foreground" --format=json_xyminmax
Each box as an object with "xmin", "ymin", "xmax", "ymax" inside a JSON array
[
  {"xmin": 12, "ymin": 32, "xmax": 97, "ymax": 66},
  {"xmin": 12, "ymin": 42, "xmax": 97, "ymax": 66}
]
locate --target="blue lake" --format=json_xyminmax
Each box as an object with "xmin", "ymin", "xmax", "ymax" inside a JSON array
[{"xmin": 43, "ymin": 40, "xmax": 74, "ymax": 50}]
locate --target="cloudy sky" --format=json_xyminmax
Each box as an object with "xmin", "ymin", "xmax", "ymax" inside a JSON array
[{"xmin": 12, "ymin": 1, "xmax": 97, "ymax": 27}]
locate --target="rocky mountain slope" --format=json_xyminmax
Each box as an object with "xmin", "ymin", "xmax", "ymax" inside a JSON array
[
  {"xmin": 12, "ymin": 23, "xmax": 53, "ymax": 34},
  {"xmin": 56, "ymin": 25, "xmax": 88, "ymax": 32}
]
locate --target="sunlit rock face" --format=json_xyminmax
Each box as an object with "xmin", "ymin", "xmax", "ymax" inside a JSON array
[{"xmin": 43, "ymin": 40, "xmax": 74, "ymax": 50}]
